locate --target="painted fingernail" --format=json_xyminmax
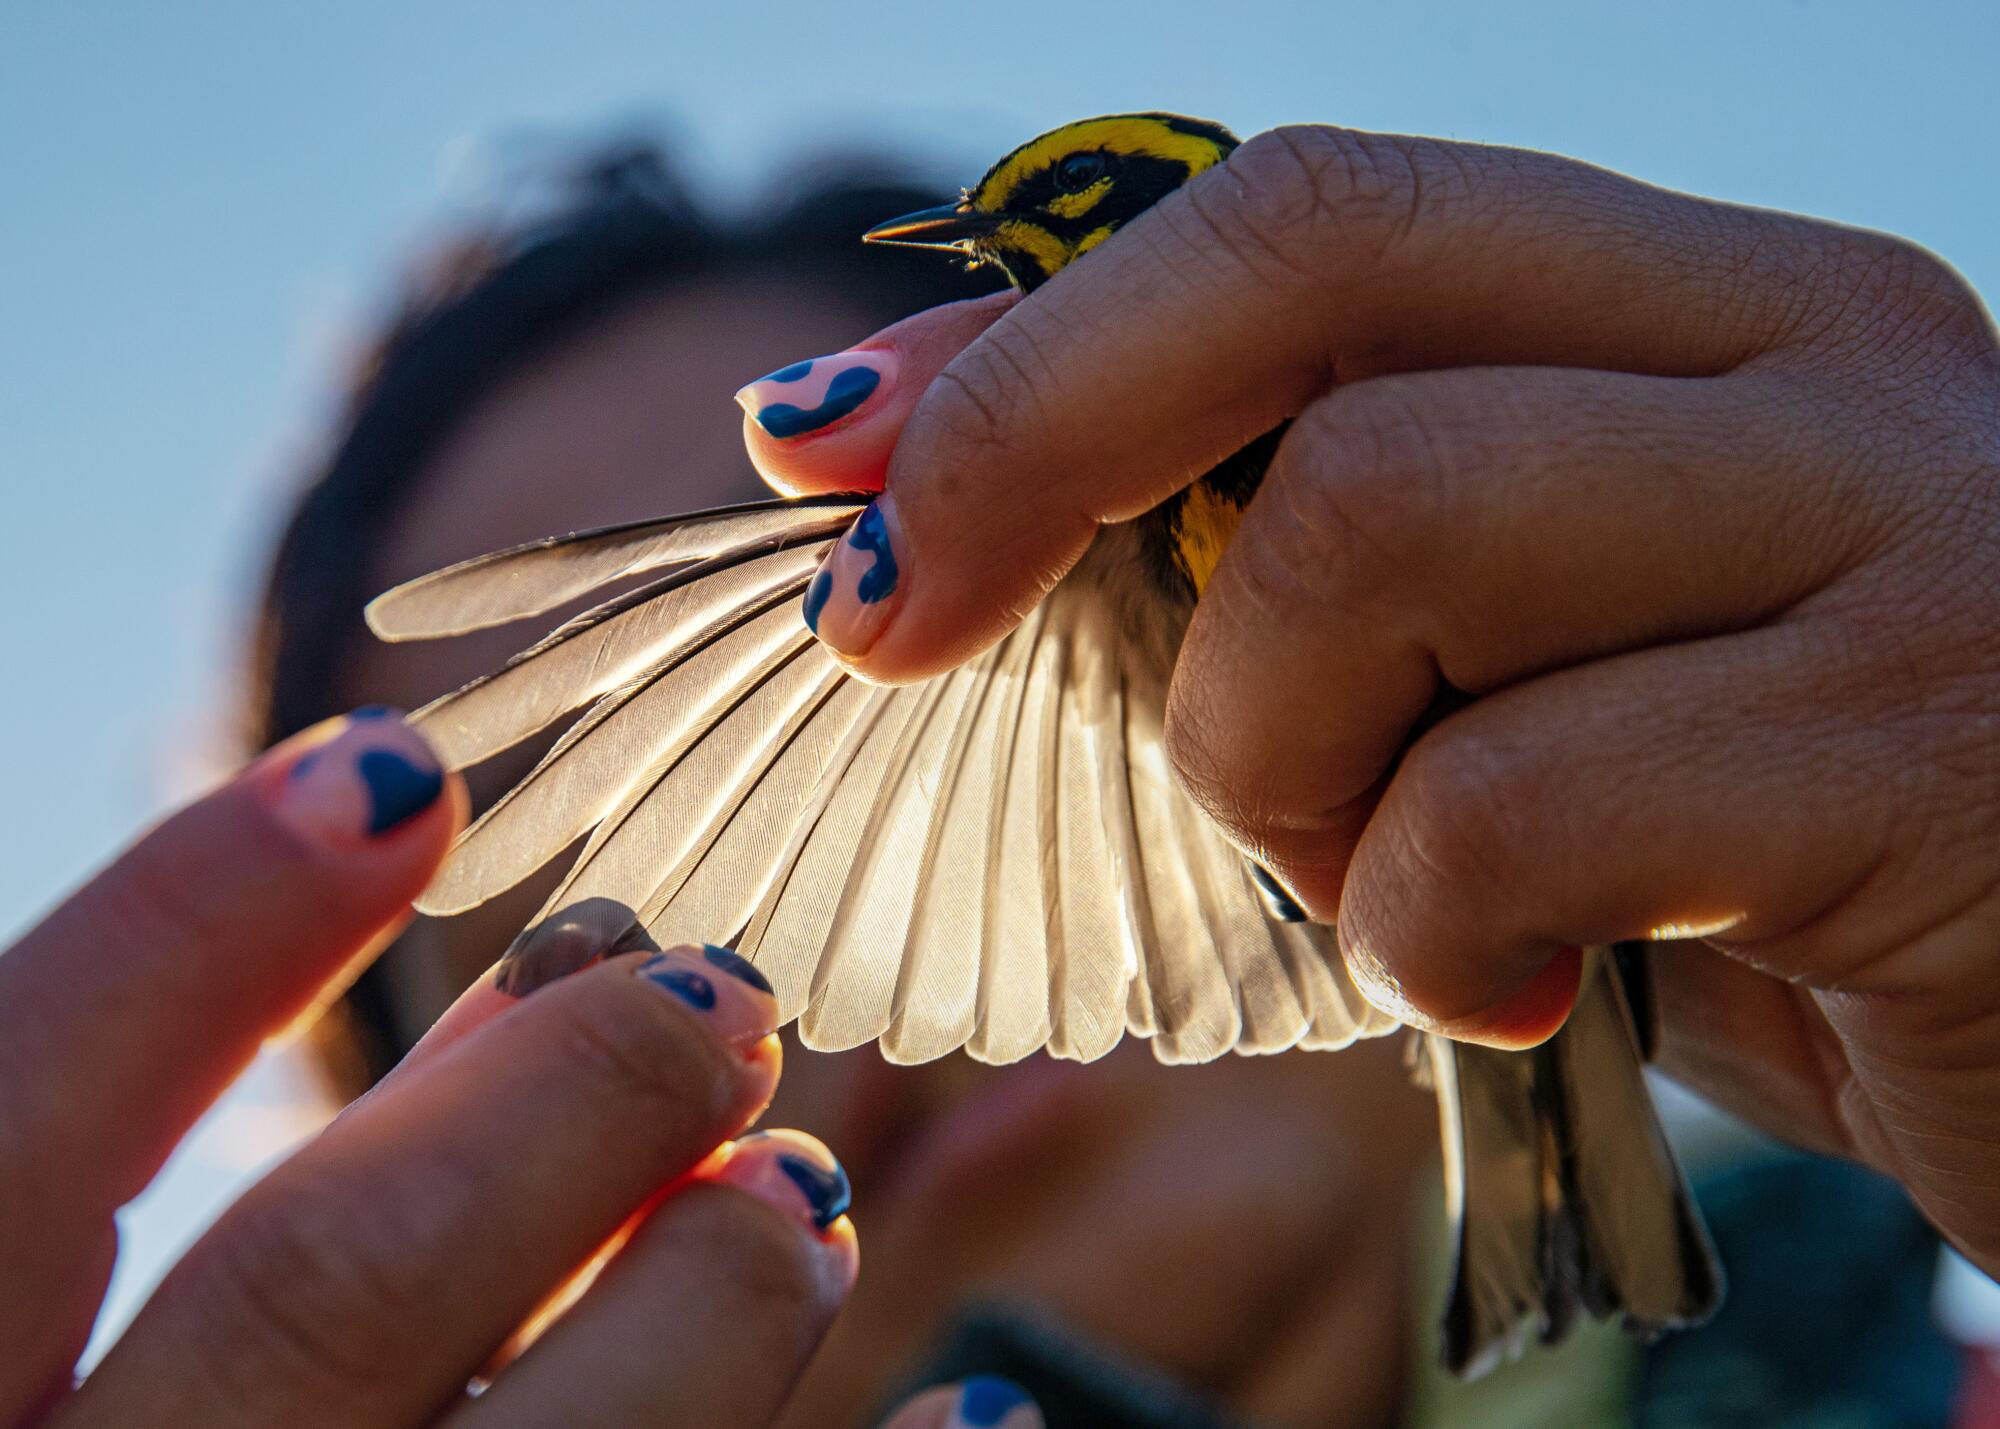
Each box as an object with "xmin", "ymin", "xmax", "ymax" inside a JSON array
[
  {"xmin": 948, "ymin": 1377, "xmax": 1043, "ymax": 1429},
  {"xmin": 700, "ymin": 942, "xmax": 774, "ymax": 996},
  {"xmin": 269, "ymin": 706, "xmax": 444, "ymax": 849},
  {"xmin": 715, "ymin": 1130, "xmax": 852, "ymax": 1232},
  {"xmin": 637, "ymin": 944, "xmax": 779, "ymax": 1049},
  {"xmin": 496, "ymin": 899, "xmax": 660, "ymax": 998},
  {"xmin": 803, "ymin": 493, "xmax": 904, "ymax": 656},
  {"xmin": 735, "ymin": 349, "xmax": 896, "ymax": 439}
]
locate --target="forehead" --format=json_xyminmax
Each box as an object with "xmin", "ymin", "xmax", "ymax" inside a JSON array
[{"xmin": 971, "ymin": 115, "xmax": 1234, "ymax": 207}]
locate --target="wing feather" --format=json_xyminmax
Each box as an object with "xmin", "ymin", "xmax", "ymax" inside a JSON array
[
  {"xmin": 967, "ymin": 605, "xmax": 1058, "ymax": 1065},
  {"xmin": 734, "ymin": 685, "xmax": 921, "ymax": 1023},
  {"xmin": 1121, "ymin": 684, "xmax": 1241, "ymax": 1064},
  {"xmin": 639, "ymin": 665, "xmax": 870, "ymax": 952},
  {"xmin": 802, "ymin": 662, "xmax": 986, "ymax": 1053},
  {"xmin": 367, "ymin": 496, "xmax": 863, "ymax": 640},
  {"xmin": 515, "ymin": 634, "xmax": 832, "ymax": 929},
  {"xmin": 411, "ymin": 542, "xmax": 825, "ymax": 772},
  {"xmin": 881, "ymin": 627, "xmax": 1034, "ymax": 1064},
  {"xmin": 417, "ymin": 597, "xmax": 813, "ymax": 914},
  {"xmin": 1044, "ymin": 589, "xmax": 1139, "ymax": 1062}
]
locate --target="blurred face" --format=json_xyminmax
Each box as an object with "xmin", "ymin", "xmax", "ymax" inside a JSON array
[{"xmin": 339, "ymin": 266, "xmax": 1430, "ymax": 1429}]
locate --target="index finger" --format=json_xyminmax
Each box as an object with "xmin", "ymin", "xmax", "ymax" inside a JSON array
[{"xmin": 817, "ymin": 124, "xmax": 1849, "ymax": 682}]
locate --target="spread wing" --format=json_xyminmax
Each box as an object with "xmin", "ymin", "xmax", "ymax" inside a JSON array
[{"xmin": 369, "ymin": 496, "xmax": 1397, "ymax": 1065}]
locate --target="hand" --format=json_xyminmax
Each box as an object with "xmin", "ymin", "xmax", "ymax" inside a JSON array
[
  {"xmin": 738, "ymin": 127, "xmax": 2000, "ymax": 1274},
  {"xmin": 1, "ymin": 709, "xmax": 857, "ymax": 1428}
]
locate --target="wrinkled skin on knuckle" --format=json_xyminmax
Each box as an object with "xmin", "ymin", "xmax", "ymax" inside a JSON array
[
  {"xmin": 1267, "ymin": 390, "xmax": 1441, "ymax": 620},
  {"xmin": 1807, "ymin": 228, "xmax": 1996, "ymax": 379},
  {"xmin": 1379, "ymin": 730, "xmax": 1537, "ymax": 924},
  {"xmin": 913, "ymin": 332, "xmax": 1054, "ymax": 498},
  {"xmin": 170, "ymin": 1173, "xmax": 431, "ymax": 1410},
  {"xmin": 1202, "ymin": 125, "xmax": 1425, "ymax": 293}
]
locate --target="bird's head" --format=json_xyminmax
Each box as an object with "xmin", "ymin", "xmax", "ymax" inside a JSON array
[{"xmin": 864, "ymin": 113, "xmax": 1239, "ymax": 291}]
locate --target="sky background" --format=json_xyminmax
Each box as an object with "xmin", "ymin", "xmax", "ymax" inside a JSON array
[
  {"xmin": 4, "ymin": 0, "xmax": 1999, "ymax": 1346},
  {"xmin": 5, "ymin": 0, "xmax": 1998, "ymax": 941}
]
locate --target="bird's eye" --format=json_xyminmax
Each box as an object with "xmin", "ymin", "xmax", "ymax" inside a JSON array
[{"xmin": 1054, "ymin": 152, "xmax": 1109, "ymax": 193}]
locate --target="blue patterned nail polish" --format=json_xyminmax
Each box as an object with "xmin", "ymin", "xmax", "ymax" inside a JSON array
[
  {"xmin": 272, "ymin": 708, "xmax": 443, "ymax": 848},
  {"xmin": 957, "ymin": 1376, "xmax": 1035, "ymax": 1427},
  {"xmin": 702, "ymin": 943, "xmax": 774, "ymax": 996},
  {"xmin": 803, "ymin": 492, "xmax": 905, "ymax": 658},
  {"xmin": 802, "ymin": 568, "xmax": 834, "ymax": 634},
  {"xmin": 357, "ymin": 749, "xmax": 445, "ymax": 836},
  {"xmin": 736, "ymin": 350, "xmax": 894, "ymax": 439},
  {"xmin": 754, "ymin": 366, "xmax": 881, "ymax": 438},
  {"xmin": 643, "ymin": 958, "xmax": 717, "ymax": 1011},
  {"xmin": 776, "ymin": 1149, "xmax": 852, "ymax": 1231},
  {"xmin": 848, "ymin": 502, "xmax": 899, "ymax": 604}
]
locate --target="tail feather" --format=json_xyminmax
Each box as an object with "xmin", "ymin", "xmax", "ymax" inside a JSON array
[{"xmin": 1431, "ymin": 947, "xmax": 1721, "ymax": 1378}]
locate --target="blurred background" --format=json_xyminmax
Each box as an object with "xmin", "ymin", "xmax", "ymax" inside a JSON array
[{"xmin": 5, "ymin": 0, "xmax": 1999, "ymax": 1418}]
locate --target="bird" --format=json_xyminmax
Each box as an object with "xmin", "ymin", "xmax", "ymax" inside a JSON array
[{"xmin": 366, "ymin": 112, "xmax": 1721, "ymax": 1376}]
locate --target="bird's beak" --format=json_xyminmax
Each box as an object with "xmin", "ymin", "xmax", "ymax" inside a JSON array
[{"xmin": 862, "ymin": 202, "xmax": 1002, "ymax": 250}]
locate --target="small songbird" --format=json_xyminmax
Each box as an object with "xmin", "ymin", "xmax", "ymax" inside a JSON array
[{"xmin": 368, "ymin": 113, "xmax": 1721, "ymax": 1375}]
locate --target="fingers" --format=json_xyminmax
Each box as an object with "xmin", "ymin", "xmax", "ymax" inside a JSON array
[
  {"xmin": 812, "ymin": 125, "xmax": 1861, "ymax": 682},
  {"xmin": 1162, "ymin": 364, "xmax": 1864, "ymax": 906},
  {"xmin": 0, "ymin": 709, "xmax": 461, "ymax": 1421},
  {"xmin": 738, "ymin": 292, "xmax": 1017, "ymax": 498},
  {"xmin": 449, "ymin": 1132, "xmax": 856, "ymax": 1429},
  {"xmin": 63, "ymin": 945, "xmax": 782, "ymax": 1428},
  {"xmin": 0, "ymin": 710, "xmax": 460, "ymax": 1204},
  {"xmin": 879, "ymin": 1379, "xmax": 1044, "ymax": 1429},
  {"xmin": 1324, "ymin": 621, "xmax": 1938, "ymax": 1044}
]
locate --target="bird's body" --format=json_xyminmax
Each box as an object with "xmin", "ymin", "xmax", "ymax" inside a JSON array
[{"xmin": 369, "ymin": 113, "xmax": 1720, "ymax": 1374}]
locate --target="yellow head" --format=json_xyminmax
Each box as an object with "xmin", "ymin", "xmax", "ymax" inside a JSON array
[{"xmin": 864, "ymin": 113, "xmax": 1239, "ymax": 291}]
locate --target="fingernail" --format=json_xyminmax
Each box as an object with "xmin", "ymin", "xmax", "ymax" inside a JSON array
[
  {"xmin": 700, "ymin": 942, "xmax": 774, "ymax": 996},
  {"xmin": 803, "ymin": 493, "xmax": 904, "ymax": 656},
  {"xmin": 1442, "ymin": 944, "xmax": 1585, "ymax": 1050},
  {"xmin": 735, "ymin": 348, "xmax": 897, "ymax": 439},
  {"xmin": 637, "ymin": 944, "xmax": 779, "ymax": 1049},
  {"xmin": 496, "ymin": 900, "xmax": 660, "ymax": 998},
  {"xmin": 947, "ymin": 1377, "xmax": 1043, "ymax": 1429},
  {"xmin": 715, "ymin": 1129, "xmax": 852, "ymax": 1232},
  {"xmin": 268, "ymin": 706, "xmax": 444, "ymax": 849}
]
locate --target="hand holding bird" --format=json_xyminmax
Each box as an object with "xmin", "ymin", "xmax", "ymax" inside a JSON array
[
  {"xmin": 757, "ymin": 121, "xmax": 2000, "ymax": 1282},
  {"xmin": 371, "ymin": 115, "xmax": 2000, "ymax": 1372}
]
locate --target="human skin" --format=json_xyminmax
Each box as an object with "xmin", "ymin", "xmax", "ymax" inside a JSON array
[
  {"xmin": 345, "ymin": 268, "xmax": 1431, "ymax": 1429},
  {"xmin": 0, "ymin": 708, "xmax": 858, "ymax": 1428},
  {"xmin": 744, "ymin": 126, "xmax": 2000, "ymax": 1277}
]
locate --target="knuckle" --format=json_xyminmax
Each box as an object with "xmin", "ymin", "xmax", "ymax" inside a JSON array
[
  {"xmin": 176, "ymin": 1177, "xmax": 417, "ymax": 1397},
  {"xmin": 920, "ymin": 327, "xmax": 1054, "ymax": 477},
  {"xmin": 1385, "ymin": 730, "xmax": 1534, "ymax": 902},
  {"xmin": 1199, "ymin": 125, "xmax": 1426, "ymax": 284},
  {"xmin": 1270, "ymin": 386, "xmax": 1452, "ymax": 611},
  {"xmin": 1817, "ymin": 229, "xmax": 1994, "ymax": 368}
]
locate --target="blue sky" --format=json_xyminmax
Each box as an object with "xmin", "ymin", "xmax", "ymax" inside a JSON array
[{"xmin": 3, "ymin": 0, "xmax": 1997, "ymax": 938}]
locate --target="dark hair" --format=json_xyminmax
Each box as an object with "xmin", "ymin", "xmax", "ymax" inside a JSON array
[{"xmin": 248, "ymin": 141, "xmax": 1002, "ymax": 1086}]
